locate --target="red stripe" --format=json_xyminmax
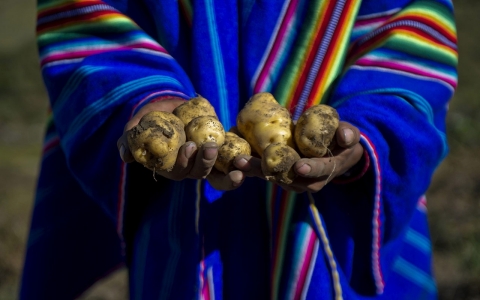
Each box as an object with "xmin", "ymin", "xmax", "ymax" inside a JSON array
[
  {"xmin": 293, "ymin": 232, "xmax": 316, "ymax": 299},
  {"xmin": 360, "ymin": 134, "xmax": 385, "ymax": 293},
  {"xmin": 37, "ymin": 10, "xmax": 119, "ymax": 33},
  {"xmin": 42, "ymin": 136, "xmax": 60, "ymax": 154},
  {"xmin": 41, "ymin": 43, "xmax": 165, "ymax": 65},
  {"xmin": 38, "ymin": 1, "xmax": 100, "ymax": 19},
  {"xmin": 306, "ymin": 0, "xmax": 355, "ymax": 107},
  {"xmin": 355, "ymin": 15, "xmax": 391, "ymax": 27},
  {"xmin": 288, "ymin": 0, "xmax": 337, "ymax": 113},
  {"xmin": 254, "ymin": 0, "xmax": 298, "ymax": 93},
  {"xmin": 394, "ymin": 15, "xmax": 457, "ymax": 43},
  {"xmin": 349, "ymin": 24, "xmax": 455, "ymax": 62}
]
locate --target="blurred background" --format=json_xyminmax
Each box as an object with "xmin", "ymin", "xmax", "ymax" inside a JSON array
[{"xmin": 0, "ymin": 0, "xmax": 478, "ymax": 299}]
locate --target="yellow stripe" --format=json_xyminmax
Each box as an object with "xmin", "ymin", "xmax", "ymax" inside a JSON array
[
  {"xmin": 282, "ymin": 0, "xmax": 330, "ymax": 109},
  {"xmin": 37, "ymin": 14, "xmax": 138, "ymax": 36},
  {"xmin": 311, "ymin": 1, "xmax": 360, "ymax": 104}
]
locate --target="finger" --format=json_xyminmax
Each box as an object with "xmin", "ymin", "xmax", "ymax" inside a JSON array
[
  {"xmin": 233, "ymin": 155, "xmax": 265, "ymax": 179},
  {"xmin": 336, "ymin": 121, "xmax": 360, "ymax": 149},
  {"xmin": 207, "ymin": 169, "xmax": 245, "ymax": 191},
  {"xmin": 290, "ymin": 174, "xmax": 334, "ymax": 193},
  {"xmin": 294, "ymin": 157, "xmax": 337, "ymax": 179},
  {"xmin": 278, "ymin": 182, "xmax": 305, "ymax": 193},
  {"xmin": 165, "ymin": 142, "xmax": 197, "ymax": 179},
  {"xmin": 117, "ymin": 132, "xmax": 135, "ymax": 163},
  {"xmin": 188, "ymin": 142, "xmax": 218, "ymax": 179}
]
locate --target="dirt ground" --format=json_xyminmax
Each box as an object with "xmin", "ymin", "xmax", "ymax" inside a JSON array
[{"xmin": 0, "ymin": 0, "xmax": 478, "ymax": 299}]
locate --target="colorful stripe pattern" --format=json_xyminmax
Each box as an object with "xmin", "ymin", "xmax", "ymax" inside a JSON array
[
  {"xmin": 37, "ymin": 1, "xmax": 170, "ymax": 69},
  {"xmin": 347, "ymin": 1, "xmax": 458, "ymax": 77},
  {"xmin": 23, "ymin": 0, "xmax": 458, "ymax": 299},
  {"xmin": 267, "ymin": 183, "xmax": 297, "ymax": 300},
  {"xmin": 360, "ymin": 134, "xmax": 385, "ymax": 293},
  {"xmin": 271, "ymin": 0, "xmax": 361, "ymax": 119}
]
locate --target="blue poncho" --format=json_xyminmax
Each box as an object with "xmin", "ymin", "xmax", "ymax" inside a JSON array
[{"xmin": 21, "ymin": 0, "xmax": 458, "ymax": 299}]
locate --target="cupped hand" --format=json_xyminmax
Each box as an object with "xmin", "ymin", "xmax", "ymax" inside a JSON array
[
  {"xmin": 116, "ymin": 98, "xmax": 245, "ymax": 190},
  {"xmin": 233, "ymin": 121, "xmax": 364, "ymax": 193}
]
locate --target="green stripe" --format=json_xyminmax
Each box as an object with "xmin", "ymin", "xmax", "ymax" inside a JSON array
[
  {"xmin": 38, "ymin": 18, "xmax": 139, "ymax": 47},
  {"xmin": 272, "ymin": 191, "xmax": 297, "ymax": 300},
  {"xmin": 274, "ymin": 0, "xmax": 325, "ymax": 107},
  {"xmin": 384, "ymin": 35, "xmax": 457, "ymax": 67}
]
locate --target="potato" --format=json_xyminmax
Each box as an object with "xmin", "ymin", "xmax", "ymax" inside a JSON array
[
  {"xmin": 127, "ymin": 111, "xmax": 185, "ymax": 172},
  {"xmin": 173, "ymin": 95, "xmax": 217, "ymax": 126},
  {"xmin": 294, "ymin": 105, "xmax": 339, "ymax": 158},
  {"xmin": 185, "ymin": 115, "xmax": 225, "ymax": 147},
  {"xmin": 236, "ymin": 92, "xmax": 295, "ymax": 156},
  {"xmin": 215, "ymin": 132, "xmax": 251, "ymax": 174},
  {"xmin": 261, "ymin": 143, "xmax": 300, "ymax": 185}
]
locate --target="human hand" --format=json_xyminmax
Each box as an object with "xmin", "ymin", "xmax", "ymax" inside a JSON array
[
  {"xmin": 233, "ymin": 121, "xmax": 363, "ymax": 193},
  {"xmin": 117, "ymin": 98, "xmax": 245, "ymax": 189}
]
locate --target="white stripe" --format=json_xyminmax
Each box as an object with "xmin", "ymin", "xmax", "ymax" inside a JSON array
[
  {"xmin": 350, "ymin": 65, "xmax": 455, "ymax": 92},
  {"xmin": 300, "ymin": 239, "xmax": 320, "ymax": 300},
  {"xmin": 40, "ymin": 37, "xmax": 161, "ymax": 59},
  {"xmin": 360, "ymin": 134, "xmax": 384, "ymax": 294},
  {"xmin": 250, "ymin": 0, "xmax": 291, "ymax": 92},
  {"xmin": 360, "ymin": 54, "xmax": 457, "ymax": 83},
  {"xmin": 204, "ymin": 0, "xmax": 231, "ymax": 129},
  {"xmin": 41, "ymin": 58, "xmax": 84, "ymax": 69},
  {"xmin": 285, "ymin": 226, "xmax": 313, "ymax": 300}
]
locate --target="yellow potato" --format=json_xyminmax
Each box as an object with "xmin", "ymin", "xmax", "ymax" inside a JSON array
[
  {"xmin": 173, "ymin": 95, "xmax": 218, "ymax": 126},
  {"xmin": 261, "ymin": 143, "xmax": 300, "ymax": 185},
  {"xmin": 214, "ymin": 132, "xmax": 251, "ymax": 174},
  {"xmin": 127, "ymin": 111, "xmax": 185, "ymax": 172},
  {"xmin": 185, "ymin": 115, "xmax": 225, "ymax": 147},
  {"xmin": 294, "ymin": 105, "xmax": 339, "ymax": 158},
  {"xmin": 236, "ymin": 92, "xmax": 295, "ymax": 156}
]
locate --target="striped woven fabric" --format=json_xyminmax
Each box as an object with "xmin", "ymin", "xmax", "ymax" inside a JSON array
[{"xmin": 21, "ymin": 0, "xmax": 457, "ymax": 299}]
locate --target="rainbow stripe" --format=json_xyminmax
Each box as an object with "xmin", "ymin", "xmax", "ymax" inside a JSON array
[
  {"xmin": 37, "ymin": 0, "xmax": 169, "ymax": 68},
  {"xmin": 271, "ymin": 0, "xmax": 361, "ymax": 119},
  {"xmin": 348, "ymin": 1, "xmax": 457, "ymax": 68},
  {"xmin": 268, "ymin": 184, "xmax": 296, "ymax": 300}
]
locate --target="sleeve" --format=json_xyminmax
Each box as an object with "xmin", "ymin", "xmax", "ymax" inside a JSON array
[
  {"xmin": 36, "ymin": 0, "xmax": 196, "ymax": 228},
  {"xmin": 327, "ymin": 0, "xmax": 457, "ymax": 293}
]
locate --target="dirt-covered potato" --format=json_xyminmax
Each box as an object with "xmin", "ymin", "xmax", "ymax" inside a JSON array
[
  {"xmin": 294, "ymin": 105, "xmax": 339, "ymax": 158},
  {"xmin": 214, "ymin": 132, "xmax": 251, "ymax": 174},
  {"xmin": 127, "ymin": 111, "xmax": 186, "ymax": 172},
  {"xmin": 236, "ymin": 92, "xmax": 295, "ymax": 156},
  {"xmin": 185, "ymin": 115, "xmax": 225, "ymax": 147},
  {"xmin": 173, "ymin": 95, "xmax": 217, "ymax": 126},
  {"xmin": 261, "ymin": 143, "xmax": 301, "ymax": 185}
]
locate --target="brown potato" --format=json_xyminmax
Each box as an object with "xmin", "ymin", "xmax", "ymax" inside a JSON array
[
  {"xmin": 236, "ymin": 92, "xmax": 295, "ymax": 156},
  {"xmin": 261, "ymin": 142, "xmax": 300, "ymax": 185},
  {"xmin": 214, "ymin": 132, "xmax": 251, "ymax": 174},
  {"xmin": 294, "ymin": 105, "xmax": 339, "ymax": 158},
  {"xmin": 185, "ymin": 115, "xmax": 225, "ymax": 147},
  {"xmin": 173, "ymin": 95, "xmax": 218, "ymax": 126},
  {"xmin": 127, "ymin": 111, "xmax": 186, "ymax": 172}
]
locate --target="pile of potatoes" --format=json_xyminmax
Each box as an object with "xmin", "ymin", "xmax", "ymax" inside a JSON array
[{"xmin": 127, "ymin": 92, "xmax": 339, "ymax": 185}]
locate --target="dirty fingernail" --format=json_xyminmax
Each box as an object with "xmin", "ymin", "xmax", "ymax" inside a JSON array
[
  {"xmin": 231, "ymin": 171, "xmax": 244, "ymax": 187},
  {"xmin": 203, "ymin": 145, "xmax": 218, "ymax": 160},
  {"xmin": 235, "ymin": 157, "xmax": 250, "ymax": 170},
  {"xmin": 185, "ymin": 143, "xmax": 196, "ymax": 159},
  {"xmin": 296, "ymin": 163, "xmax": 311, "ymax": 175},
  {"xmin": 343, "ymin": 128, "xmax": 354, "ymax": 145}
]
